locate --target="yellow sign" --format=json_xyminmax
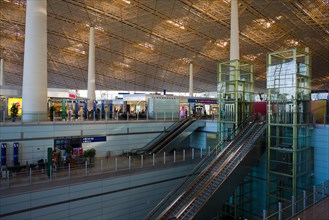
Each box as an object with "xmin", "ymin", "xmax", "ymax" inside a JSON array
[{"xmin": 7, "ymin": 97, "xmax": 22, "ymax": 116}]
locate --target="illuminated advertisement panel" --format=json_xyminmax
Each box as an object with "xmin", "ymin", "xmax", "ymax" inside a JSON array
[{"xmin": 7, "ymin": 97, "xmax": 22, "ymax": 116}]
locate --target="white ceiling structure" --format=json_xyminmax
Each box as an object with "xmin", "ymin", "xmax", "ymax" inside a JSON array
[{"xmin": 0, "ymin": 0, "xmax": 328, "ymax": 93}]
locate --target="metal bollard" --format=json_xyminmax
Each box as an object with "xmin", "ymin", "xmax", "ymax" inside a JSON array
[
  {"xmin": 115, "ymin": 158, "xmax": 118, "ymax": 171},
  {"xmin": 141, "ymin": 155, "xmax": 143, "ymax": 168},
  {"xmin": 174, "ymin": 151, "xmax": 176, "ymax": 163},
  {"xmin": 163, "ymin": 152, "xmax": 166, "ymax": 164}
]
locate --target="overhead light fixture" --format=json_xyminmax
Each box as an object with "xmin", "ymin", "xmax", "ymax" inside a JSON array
[
  {"xmin": 215, "ymin": 40, "xmax": 228, "ymax": 48},
  {"xmin": 138, "ymin": 42, "xmax": 154, "ymax": 50},
  {"xmin": 122, "ymin": 0, "xmax": 131, "ymax": 4},
  {"xmin": 243, "ymin": 54, "xmax": 257, "ymax": 61},
  {"xmin": 67, "ymin": 43, "xmax": 86, "ymax": 55},
  {"xmin": 275, "ymin": 16, "xmax": 283, "ymax": 20},
  {"xmin": 180, "ymin": 57, "xmax": 191, "ymax": 64},
  {"xmin": 286, "ymin": 39, "xmax": 299, "ymax": 46},
  {"xmin": 85, "ymin": 23, "xmax": 105, "ymax": 32},
  {"xmin": 253, "ymin": 18, "xmax": 275, "ymax": 29},
  {"xmin": 166, "ymin": 19, "xmax": 185, "ymax": 30},
  {"xmin": 3, "ymin": 0, "xmax": 26, "ymax": 7}
]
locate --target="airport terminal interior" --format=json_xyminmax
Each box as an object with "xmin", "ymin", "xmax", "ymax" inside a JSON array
[{"xmin": 0, "ymin": 0, "xmax": 329, "ymax": 219}]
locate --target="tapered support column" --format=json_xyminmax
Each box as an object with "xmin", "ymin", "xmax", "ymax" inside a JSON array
[
  {"xmin": 22, "ymin": 0, "xmax": 47, "ymax": 122},
  {"xmin": 87, "ymin": 27, "xmax": 96, "ymax": 110},
  {"xmin": 0, "ymin": 59, "xmax": 4, "ymax": 86},
  {"xmin": 230, "ymin": 0, "xmax": 240, "ymax": 61},
  {"xmin": 189, "ymin": 63, "xmax": 193, "ymax": 97}
]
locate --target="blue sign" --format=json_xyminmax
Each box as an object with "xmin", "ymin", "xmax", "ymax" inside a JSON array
[
  {"xmin": 82, "ymin": 136, "xmax": 106, "ymax": 143},
  {"xmin": 13, "ymin": 142, "xmax": 19, "ymax": 166},
  {"xmin": 1, "ymin": 143, "xmax": 6, "ymax": 166}
]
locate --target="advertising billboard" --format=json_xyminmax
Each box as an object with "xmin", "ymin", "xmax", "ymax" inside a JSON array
[{"xmin": 7, "ymin": 97, "xmax": 22, "ymax": 116}]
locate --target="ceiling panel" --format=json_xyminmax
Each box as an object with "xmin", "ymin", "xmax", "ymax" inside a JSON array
[{"xmin": 0, "ymin": 0, "xmax": 328, "ymax": 93}]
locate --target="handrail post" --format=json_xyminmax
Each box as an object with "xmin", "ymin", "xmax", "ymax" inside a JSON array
[
  {"xmin": 163, "ymin": 152, "xmax": 166, "ymax": 164},
  {"xmin": 152, "ymin": 153, "xmax": 155, "ymax": 166},
  {"xmin": 292, "ymin": 195, "xmax": 296, "ymax": 216},
  {"xmin": 68, "ymin": 163, "xmax": 71, "ymax": 179},
  {"xmin": 183, "ymin": 149, "xmax": 185, "ymax": 161},
  {"xmin": 141, "ymin": 155, "xmax": 143, "ymax": 168},
  {"xmin": 128, "ymin": 156, "xmax": 131, "ymax": 169},
  {"xmin": 262, "ymin": 209, "xmax": 267, "ymax": 220},
  {"xmin": 278, "ymin": 202, "xmax": 282, "ymax": 220},
  {"xmin": 174, "ymin": 151, "xmax": 176, "ymax": 163},
  {"xmin": 49, "ymin": 166, "xmax": 52, "ymax": 181},
  {"xmin": 85, "ymin": 161, "xmax": 88, "ymax": 176},
  {"xmin": 313, "ymin": 185, "xmax": 316, "ymax": 203},
  {"xmin": 29, "ymin": 167, "xmax": 32, "ymax": 185},
  {"xmin": 115, "ymin": 157, "xmax": 118, "ymax": 171},
  {"xmin": 303, "ymin": 190, "xmax": 307, "ymax": 209},
  {"xmin": 192, "ymin": 148, "xmax": 194, "ymax": 160}
]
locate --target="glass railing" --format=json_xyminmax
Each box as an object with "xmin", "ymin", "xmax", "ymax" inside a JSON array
[
  {"xmin": 0, "ymin": 148, "xmax": 205, "ymax": 190},
  {"xmin": 265, "ymin": 180, "xmax": 329, "ymax": 220},
  {"xmin": 0, "ymin": 111, "xmax": 185, "ymax": 124}
]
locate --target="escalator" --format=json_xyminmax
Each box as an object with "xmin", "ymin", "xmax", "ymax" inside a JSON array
[
  {"xmin": 145, "ymin": 117, "xmax": 266, "ymax": 220},
  {"xmin": 131, "ymin": 115, "xmax": 204, "ymax": 155}
]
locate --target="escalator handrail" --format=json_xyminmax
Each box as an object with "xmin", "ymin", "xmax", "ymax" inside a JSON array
[
  {"xmin": 131, "ymin": 116, "xmax": 193, "ymax": 155},
  {"xmin": 176, "ymin": 122, "xmax": 266, "ymax": 219},
  {"xmin": 144, "ymin": 114, "xmax": 256, "ymax": 219},
  {"xmin": 158, "ymin": 120, "xmax": 259, "ymax": 219},
  {"xmin": 150, "ymin": 117, "xmax": 199, "ymax": 154}
]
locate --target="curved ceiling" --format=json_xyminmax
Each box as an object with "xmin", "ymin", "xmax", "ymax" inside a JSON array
[{"xmin": 1, "ymin": 0, "xmax": 328, "ymax": 93}]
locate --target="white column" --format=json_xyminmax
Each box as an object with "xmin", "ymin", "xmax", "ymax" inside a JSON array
[
  {"xmin": 189, "ymin": 63, "xmax": 193, "ymax": 97},
  {"xmin": 22, "ymin": 0, "xmax": 48, "ymax": 122},
  {"xmin": 0, "ymin": 59, "xmax": 4, "ymax": 86},
  {"xmin": 230, "ymin": 0, "xmax": 240, "ymax": 61},
  {"xmin": 87, "ymin": 26, "xmax": 96, "ymax": 110}
]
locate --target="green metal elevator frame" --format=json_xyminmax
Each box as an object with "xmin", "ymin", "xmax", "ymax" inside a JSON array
[
  {"xmin": 266, "ymin": 48, "xmax": 312, "ymax": 209},
  {"xmin": 217, "ymin": 59, "xmax": 255, "ymax": 218},
  {"xmin": 217, "ymin": 59, "xmax": 254, "ymax": 142}
]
